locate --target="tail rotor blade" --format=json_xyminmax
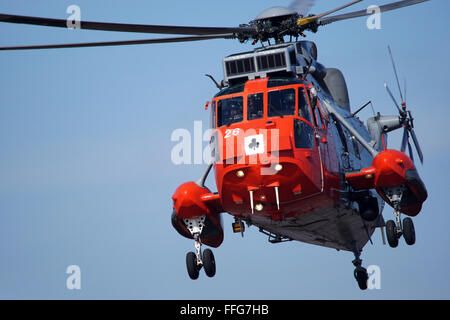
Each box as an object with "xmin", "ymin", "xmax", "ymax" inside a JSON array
[
  {"xmin": 407, "ymin": 138, "xmax": 414, "ymax": 163},
  {"xmin": 410, "ymin": 128, "xmax": 424, "ymax": 164},
  {"xmin": 388, "ymin": 45, "xmax": 405, "ymax": 104},
  {"xmin": 384, "ymin": 83, "xmax": 402, "ymax": 113},
  {"xmin": 401, "ymin": 128, "xmax": 408, "ymax": 152}
]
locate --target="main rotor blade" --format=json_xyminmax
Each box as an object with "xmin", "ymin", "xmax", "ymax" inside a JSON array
[
  {"xmin": 384, "ymin": 82, "xmax": 402, "ymax": 113},
  {"xmin": 0, "ymin": 13, "xmax": 255, "ymax": 36},
  {"xmin": 0, "ymin": 34, "xmax": 234, "ymax": 51},
  {"xmin": 388, "ymin": 45, "xmax": 405, "ymax": 103},
  {"xmin": 409, "ymin": 128, "xmax": 424, "ymax": 164},
  {"xmin": 289, "ymin": 0, "xmax": 317, "ymax": 17},
  {"xmin": 297, "ymin": 0, "xmax": 361, "ymax": 26},
  {"xmin": 314, "ymin": 0, "xmax": 362, "ymax": 19},
  {"xmin": 404, "ymin": 78, "xmax": 407, "ymax": 104},
  {"xmin": 319, "ymin": 0, "xmax": 430, "ymax": 25}
]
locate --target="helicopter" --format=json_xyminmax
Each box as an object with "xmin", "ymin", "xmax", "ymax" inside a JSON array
[{"xmin": 0, "ymin": 0, "xmax": 430, "ymax": 290}]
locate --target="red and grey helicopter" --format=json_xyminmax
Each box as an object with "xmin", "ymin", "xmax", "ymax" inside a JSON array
[{"xmin": 0, "ymin": 0, "xmax": 430, "ymax": 290}]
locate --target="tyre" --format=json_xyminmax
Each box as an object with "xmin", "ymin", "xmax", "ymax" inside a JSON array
[
  {"xmin": 360, "ymin": 208, "xmax": 378, "ymax": 222},
  {"xmin": 386, "ymin": 220, "xmax": 398, "ymax": 248},
  {"xmin": 403, "ymin": 217, "xmax": 416, "ymax": 246},
  {"xmin": 202, "ymin": 249, "xmax": 216, "ymax": 278},
  {"xmin": 186, "ymin": 252, "xmax": 199, "ymax": 280},
  {"xmin": 354, "ymin": 267, "xmax": 368, "ymax": 290},
  {"xmin": 358, "ymin": 197, "xmax": 379, "ymax": 222}
]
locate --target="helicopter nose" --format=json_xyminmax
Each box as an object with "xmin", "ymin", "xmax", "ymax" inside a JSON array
[{"xmin": 220, "ymin": 157, "xmax": 321, "ymax": 219}]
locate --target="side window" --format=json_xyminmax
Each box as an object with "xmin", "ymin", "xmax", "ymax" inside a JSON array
[
  {"xmin": 210, "ymin": 101, "xmax": 216, "ymax": 128},
  {"xmin": 351, "ymin": 136, "xmax": 361, "ymax": 159},
  {"xmin": 298, "ymin": 87, "xmax": 312, "ymax": 124},
  {"xmin": 217, "ymin": 96, "xmax": 244, "ymax": 127},
  {"xmin": 294, "ymin": 119, "xmax": 314, "ymax": 149},
  {"xmin": 331, "ymin": 114, "xmax": 348, "ymax": 153},
  {"xmin": 268, "ymin": 88, "xmax": 296, "ymax": 117},
  {"xmin": 314, "ymin": 108, "xmax": 323, "ymax": 129},
  {"xmin": 247, "ymin": 93, "xmax": 264, "ymax": 120}
]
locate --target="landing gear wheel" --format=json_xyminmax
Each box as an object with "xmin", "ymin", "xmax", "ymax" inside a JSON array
[
  {"xmin": 186, "ymin": 251, "xmax": 200, "ymax": 280},
  {"xmin": 354, "ymin": 266, "xmax": 368, "ymax": 290},
  {"xmin": 386, "ymin": 220, "xmax": 399, "ymax": 248},
  {"xmin": 360, "ymin": 208, "xmax": 378, "ymax": 222},
  {"xmin": 402, "ymin": 217, "xmax": 416, "ymax": 246},
  {"xmin": 202, "ymin": 249, "xmax": 216, "ymax": 278}
]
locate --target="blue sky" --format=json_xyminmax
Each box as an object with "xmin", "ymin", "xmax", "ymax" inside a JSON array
[{"xmin": 0, "ymin": 0, "xmax": 449, "ymax": 299}]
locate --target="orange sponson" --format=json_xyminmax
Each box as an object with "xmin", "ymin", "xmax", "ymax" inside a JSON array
[
  {"xmin": 346, "ymin": 150, "xmax": 427, "ymax": 216},
  {"xmin": 172, "ymin": 182, "xmax": 212, "ymax": 219},
  {"xmin": 372, "ymin": 149, "xmax": 415, "ymax": 187},
  {"xmin": 171, "ymin": 182, "xmax": 224, "ymax": 247},
  {"xmin": 346, "ymin": 150, "xmax": 414, "ymax": 190}
]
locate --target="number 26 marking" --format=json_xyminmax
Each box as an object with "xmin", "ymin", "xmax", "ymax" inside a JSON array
[{"xmin": 224, "ymin": 128, "xmax": 240, "ymax": 139}]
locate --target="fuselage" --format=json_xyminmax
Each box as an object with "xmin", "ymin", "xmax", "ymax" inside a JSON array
[{"xmin": 208, "ymin": 75, "xmax": 383, "ymax": 251}]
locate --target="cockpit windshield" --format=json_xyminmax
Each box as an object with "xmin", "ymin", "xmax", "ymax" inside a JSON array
[
  {"xmin": 247, "ymin": 93, "xmax": 264, "ymax": 120},
  {"xmin": 214, "ymin": 81, "xmax": 313, "ymax": 127},
  {"xmin": 268, "ymin": 88, "xmax": 296, "ymax": 117},
  {"xmin": 217, "ymin": 96, "xmax": 244, "ymax": 127}
]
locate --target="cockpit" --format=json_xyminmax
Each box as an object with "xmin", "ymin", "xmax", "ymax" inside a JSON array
[
  {"xmin": 211, "ymin": 78, "xmax": 314, "ymax": 129},
  {"xmin": 210, "ymin": 77, "xmax": 320, "ymax": 151}
]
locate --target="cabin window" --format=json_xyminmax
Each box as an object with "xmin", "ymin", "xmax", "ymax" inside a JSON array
[
  {"xmin": 316, "ymin": 100, "xmax": 327, "ymax": 129},
  {"xmin": 268, "ymin": 88, "xmax": 296, "ymax": 117},
  {"xmin": 217, "ymin": 96, "xmax": 244, "ymax": 127},
  {"xmin": 298, "ymin": 88, "xmax": 311, "ymax": 124},
  {"xmin": 210, "ymin": 101, "xmax": 216, "ymax": 128},
  {"xmin": 294, "ymin": 119, "xmax": 314, "ymax": 149},
  {"xmin": 247, "ymin": 93, "xmax": 264, "ymax": 120}
]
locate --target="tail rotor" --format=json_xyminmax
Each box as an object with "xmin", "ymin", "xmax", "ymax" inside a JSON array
[{"xmin": 384, "ymin": 46, "xmax": 423, "ymax": 164}]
